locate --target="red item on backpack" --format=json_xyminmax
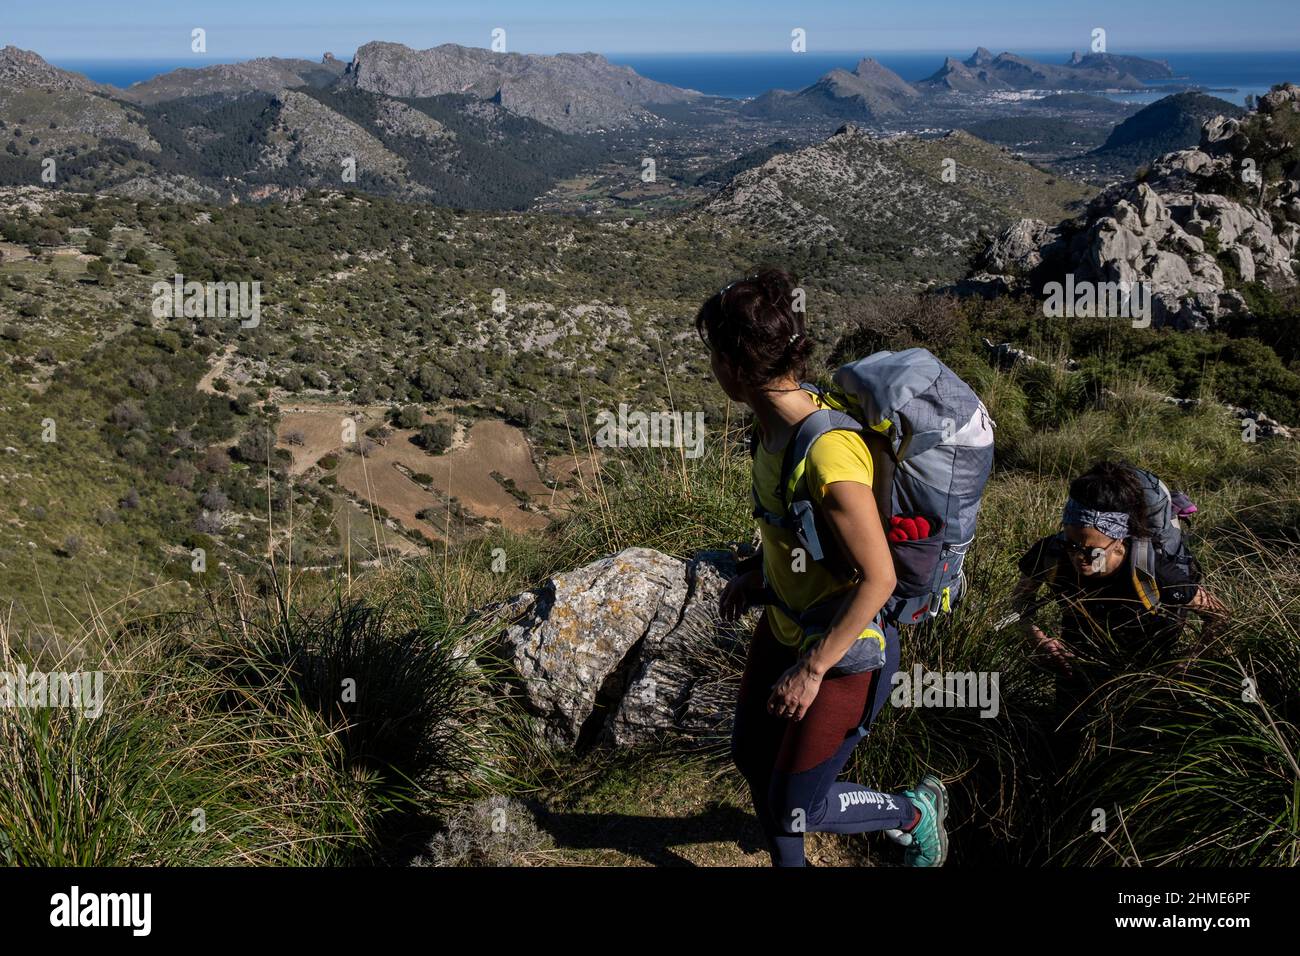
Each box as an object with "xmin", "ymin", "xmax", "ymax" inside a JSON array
[{"xmin": 888, "ymin": 514, "xmax": 933, "ymax": 541}]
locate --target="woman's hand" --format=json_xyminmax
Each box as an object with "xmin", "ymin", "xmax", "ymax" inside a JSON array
[
  {"xmin": 719, "ymin": 569, "xmax": 763, "ymax": 622},
  {"xmin": 1035, "ymin": 631, "xmax": 1076, "ymax": 677},
  {"xmin": 768, "ymin": 660, "xmax": 823, "ymax": 720}
]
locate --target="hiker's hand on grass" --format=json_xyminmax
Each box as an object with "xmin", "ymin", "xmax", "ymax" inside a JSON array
[
  {"xmin": 720, "ymin": 569, "xmax": 762, "ymax": 622},
  {"xmin": 1038, "ymin": 635, "xmax": 1076, "ymax": 677},
  {"xmin": 768, "ymin": 662, "xmax": 821, "ymax": 721}
]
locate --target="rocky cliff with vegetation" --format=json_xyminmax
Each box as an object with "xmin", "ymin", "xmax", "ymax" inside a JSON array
[{"xmin": 976, "ymin": 83, "xmax": 1300, "ymax": 328}]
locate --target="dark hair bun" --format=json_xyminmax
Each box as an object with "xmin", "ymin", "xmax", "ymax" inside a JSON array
[
  {"xmin": 753, "ymin": 269, "xmax": 795, "ymax": 308},
  {"xmin": 694, "ymin": 266, "xmax": 811, "ymax": 389}
]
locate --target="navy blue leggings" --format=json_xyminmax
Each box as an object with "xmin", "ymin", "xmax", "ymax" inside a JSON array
[{"xmin": 730, "ymin": 609, "xmax": 916, "ymax": 866}]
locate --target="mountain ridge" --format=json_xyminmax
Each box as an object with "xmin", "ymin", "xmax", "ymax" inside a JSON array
[
  {"xmin": 340, "ymin": 40, "xmax": 700, "ymax": 131},
  {"xmin": 741, "ymin": 56, "xmax": 920, "ymax": 121},
  {"xmin": 120, "ymin": 56, "xmax": 347, "ymax": 104},
  {"xmin": 919, "ymin": 47, "xmax": 1173, "ymax": 92}
]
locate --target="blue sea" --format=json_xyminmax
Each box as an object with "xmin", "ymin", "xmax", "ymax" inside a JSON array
[
  {"xmin": 607, "ymin": 50, "xmax": 1300, "ymax": 107},
  {"xmin": 53, "ymin": 50, "xmax": 1300, "ymax": 108}
]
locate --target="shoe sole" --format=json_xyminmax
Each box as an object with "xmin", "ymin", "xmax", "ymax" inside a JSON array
[{"xmin": 918, "ymin": 774, "xmax": 948, "ymax": 866}]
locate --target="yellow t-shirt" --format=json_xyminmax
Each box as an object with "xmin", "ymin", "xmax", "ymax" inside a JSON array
[{"xmin": 752, "ymin": 395, "xmax": 878, "ymax": 649}]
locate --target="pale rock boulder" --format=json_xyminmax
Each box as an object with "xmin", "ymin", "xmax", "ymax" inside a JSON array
[
  {"xmin": 1145, "ymin": 250, "xmax": 1194, "ymax": 289},
  {"xmin": 491, "ymin": 546, "xmax": 748, "ymax": 750},
  {"xmin": 1169, "ymin": 230, "xmax": 1205, "ymax": 256},
  {"xmin": 1200, "ymin": 114, "xmax": 1244, "ymax": 154},
  {"xmin": 978, "ymin": 217, "xmax": 1053, "ymax": 274},
  {"xmin": 1227, "ymin": 244, "xmax": 1256, "ymax": 283},
  {"xmin": 1135, "ymin": 183, "xmax": 1167, "ymax": 227},
  {"xmin": 1112, "ymin": 200, "xmax": 1142, "ymax": 233},
  {"xmin": 609, "ymin": 552, "xmax": 742, "ymax": 748},
  {"xmin": 1162, "ymin": 148, "xmax": 1214, "ymax": 176},
  {"xmin": 1194, "ymin": 194, "xmax": 1267, "ymax": 247},
  {"xmin": 1086, "ymin": 218, "xmax": 1143, "ymax": 281},
  {"xmin": 1188, "ymin": 253, "xmax": 1225, "ymax": 287}
]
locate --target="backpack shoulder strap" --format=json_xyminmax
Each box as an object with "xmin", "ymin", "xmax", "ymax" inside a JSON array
[
  {"xmin": 777, "ymin": 408, "xmax": 863, "ymax": 507},
  {"xmin": 1129, "ymin": 537, "xmax": 1161, "ymax": 610}
]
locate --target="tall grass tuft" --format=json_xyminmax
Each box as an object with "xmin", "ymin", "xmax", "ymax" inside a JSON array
[{"xmin": 0, "ymin": 566, "xmax": 531, "ymax": 865}]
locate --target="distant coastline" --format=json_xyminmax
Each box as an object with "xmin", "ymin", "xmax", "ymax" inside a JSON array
[{"xmin": 49, "ymin": 49, "xmax": 1300, "ymax": 108}]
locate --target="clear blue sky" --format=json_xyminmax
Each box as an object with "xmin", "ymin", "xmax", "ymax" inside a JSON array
[{"xmin": 6, "ymin": 0, "xmax": 1298, "ymax": 58}]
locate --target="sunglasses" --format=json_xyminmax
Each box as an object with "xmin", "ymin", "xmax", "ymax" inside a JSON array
[{"xmin": 1057, "ymin": 531, "xmax": 1122, "ymax": 569}]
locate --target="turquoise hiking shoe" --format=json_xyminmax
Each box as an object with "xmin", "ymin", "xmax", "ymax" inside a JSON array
[{"xmin": 899, "ymin": 774, "xmax": 948, "ymax": 867}]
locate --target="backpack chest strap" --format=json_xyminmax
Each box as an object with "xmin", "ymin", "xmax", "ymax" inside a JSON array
[{"xmin": 751, "ymin": 484, "xmax": 794, "ymax": 528}]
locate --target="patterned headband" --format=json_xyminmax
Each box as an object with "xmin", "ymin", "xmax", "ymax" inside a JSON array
[{"xmin": 1062, "ymin": 497, "xmax": 1129, "ymax": 540}]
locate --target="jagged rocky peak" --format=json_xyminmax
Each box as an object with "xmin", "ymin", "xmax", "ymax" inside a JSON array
[
  {"xmin": 976, "ymin": 85, "xmax": 1300, "ymax": 330},
  {"xmin": 0, "ymin": 45, "xmax": 103, "ymax": 92},
  {"xmin": 924, "ymin": 46, "xmax": 1169, "ymax": 92},
  {"xmin": 322, "ymin": 52, "xmax": 338, "ymax": 63}
]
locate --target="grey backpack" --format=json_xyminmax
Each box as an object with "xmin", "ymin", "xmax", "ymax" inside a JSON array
[
  {"xmin": 751, "ymin": 347, "xmax": 996, "ymax": 628},
  {"xmin": 1125, "ymin": 467, "xmax": 1200, "ymax": 609}
]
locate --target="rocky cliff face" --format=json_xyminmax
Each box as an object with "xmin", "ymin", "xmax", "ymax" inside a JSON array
[
  {"xmin": 341, "ymin": 41, "xmax": 699, "ymax": 132},
  {"xmin": 976, "ymin": 84, "xmax": 1300, "ymax": 329},
  {"xmin": 0, "ymin": 46, "xmax": 107, "ymax": 93}
]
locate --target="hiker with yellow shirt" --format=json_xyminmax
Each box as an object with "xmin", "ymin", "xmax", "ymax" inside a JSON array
[{"xmin": 696, "ymin": 268, "xmax": 947, "ymax": 868}]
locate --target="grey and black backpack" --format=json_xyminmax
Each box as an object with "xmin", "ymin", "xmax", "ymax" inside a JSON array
[{"xmin": 750, "ymin": 347, "xmax": 996, "ymax": 631}]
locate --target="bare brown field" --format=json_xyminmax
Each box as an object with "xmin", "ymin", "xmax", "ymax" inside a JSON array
[{"xmin": 273, "ymin": 403, "xmax": 577, "ymax": 545}]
